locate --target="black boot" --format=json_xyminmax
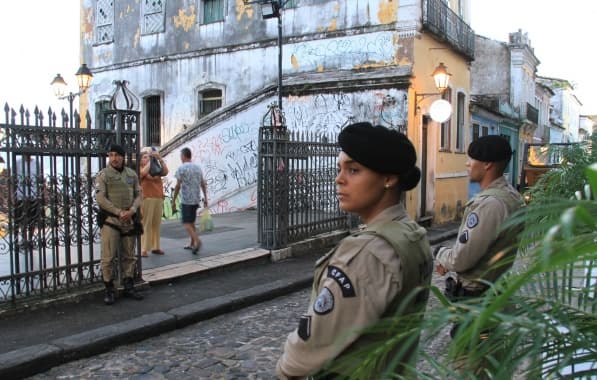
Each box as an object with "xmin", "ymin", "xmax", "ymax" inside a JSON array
[
  {"xmin": 123, "ymin": 277, "xmax": 143, "ymax": 300},
  {"xmin": 103, "ymin": 281, "xmax": 116, "ymax": 305}
]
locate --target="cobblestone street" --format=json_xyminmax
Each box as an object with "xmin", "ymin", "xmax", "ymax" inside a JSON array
[{"xmin": 26, "ymin": 241, "xmax": 455, "ymax": 380}]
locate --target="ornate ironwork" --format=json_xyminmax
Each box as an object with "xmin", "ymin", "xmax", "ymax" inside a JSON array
[
  {"xmin": 257, "ymin": 103, "xmax": 353, "ymax": 250},
  {"xmin": 0, "ymin": 99, "xmax": 140, "ymax": 305}
]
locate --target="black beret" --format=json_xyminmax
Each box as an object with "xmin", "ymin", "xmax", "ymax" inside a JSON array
[
  {"xmin": 108, "ymin": 144, "xmax": 126, "ymax": 156},
  {"xmin": 467, "ymin": 135, "xmax": 512, "ymax": 163},
  {"xmin": 338, "ymin": 122, "xmax": 421, "ymax": 190}
]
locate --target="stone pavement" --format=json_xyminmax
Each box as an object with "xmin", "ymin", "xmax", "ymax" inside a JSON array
[{"xmin": 0, "ymin": 209, "xmax": 459, "ymax": 379}]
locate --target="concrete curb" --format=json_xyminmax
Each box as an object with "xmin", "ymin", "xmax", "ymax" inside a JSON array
[{"xmin": 0, "ymin": 274, "xmax": 313, "ymax": 380}]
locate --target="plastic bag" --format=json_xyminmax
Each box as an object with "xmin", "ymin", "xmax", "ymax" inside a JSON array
[
  {"xmin": 199, "ymin": 209, "xmax": 214, "ymax": 232},
  {"xmin": 149, "ymin": 156, "xmax": 162, "ymax": 176}
]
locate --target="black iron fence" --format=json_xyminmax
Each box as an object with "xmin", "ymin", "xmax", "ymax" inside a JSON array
[
  {"xmin": 258, "ymin": 105, "xmax": 354, "ymax": 250},
  {"xmin": 0, "ymin": 103, "xmax": 140, "ymax": 304}
]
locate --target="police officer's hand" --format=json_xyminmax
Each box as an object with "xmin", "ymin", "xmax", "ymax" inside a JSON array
[
  {"xmin": 435, "ymin": 263, "xmax": 448, "ymax": 276},
  {"xmin": 119, "ymin": 209, "xmax": 134, "ymax": 223}
]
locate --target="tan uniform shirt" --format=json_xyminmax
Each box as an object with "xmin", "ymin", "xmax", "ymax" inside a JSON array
[
  {"xmin": 95, "ymin": 165, "xmax": 142, "ymax": 229},
  {"xmin": 436, "ymin": 176, "xmax": 523, "ymax": 289},
  {"xmin": 276, "ymin": 204, "xmax": 417, "ymax": 379}
]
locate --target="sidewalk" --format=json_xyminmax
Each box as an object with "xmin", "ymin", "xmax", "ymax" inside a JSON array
[{"xmin": 0, "ymin": 210, "xmax": 458, "ymax": 379}]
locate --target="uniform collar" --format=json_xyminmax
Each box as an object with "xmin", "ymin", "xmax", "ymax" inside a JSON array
[
  {"xmin": 485, "ymin": 176, "xmax": 508, "ymax": 190},
  {"xmin": 364, "ymin": 203, "xmax": 408, "ymax": 228}
]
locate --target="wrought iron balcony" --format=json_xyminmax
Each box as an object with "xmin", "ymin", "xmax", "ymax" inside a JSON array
[{"xmin": 422, "ymin": 0, "xmax": 475, "ymax": 60}]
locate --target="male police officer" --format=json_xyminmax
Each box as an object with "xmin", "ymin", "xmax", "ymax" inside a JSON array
[
  {"xmin": 95, "ymin": 144, "xmax": 144, "ymax": 305},
  {"xmin": 435, "ymin": 135, "xmax": 524, "ymax": 301}
]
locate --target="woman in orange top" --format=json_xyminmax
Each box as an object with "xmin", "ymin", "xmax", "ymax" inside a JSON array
[{"xmin": 139, "ymin": 148, "xmax": 169, "ymax": 256}]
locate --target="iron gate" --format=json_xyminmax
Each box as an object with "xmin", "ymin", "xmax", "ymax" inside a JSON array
[
  {"xmin": 0, "ymin": 103, "xmax": 140, "ymax": 304},
  {"xmin": 258, "ymin": 104, "xmax": 354, "ymax": 250}
]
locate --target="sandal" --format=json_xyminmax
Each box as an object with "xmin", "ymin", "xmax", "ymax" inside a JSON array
[
  {"xmin": 152, "ymin": 249, "xmax": 165, "ymax": 255},
  {"xmin": 183, "ymin": 245, "xmax": 193, "ymax": 250},
  {"xmin": 192, "ymin": 241, "xmax": 202, "ymax": 255},
  {"xmin": 141, "ymin": 251, "xmax": 149, "ymax": 257}
]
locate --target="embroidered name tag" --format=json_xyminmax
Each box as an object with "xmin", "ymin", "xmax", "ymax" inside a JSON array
[{"xmin": 327, "ymin": 265, "xmax": 356, "ymax": 297}]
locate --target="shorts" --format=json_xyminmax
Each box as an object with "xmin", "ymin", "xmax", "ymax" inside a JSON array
[{"xmin": 181, "ymin": 204, "xmax": 199, "ymax": 224}]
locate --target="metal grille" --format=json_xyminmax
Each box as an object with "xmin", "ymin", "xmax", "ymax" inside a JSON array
[
  {"xmin": 143, "ymin": 0, "xmax": 165, "ymax": 34},
  {"xmin": 258, "ymin": 105, "xmax": 352, "ymax": 250},
  {"xmin": 144, "ymin": 95, "xmax": 161, "ymax": 146},
  {"xmin": 422, "ymin": 0, "xmax": 474, "ymax": 60},
  {"xmin": 96, "ymin": 0, "xmax": 114, "ymax": 43},
  {"xmin": 0, "ymin": 103, "xmax": 139, "ymax": 304}
]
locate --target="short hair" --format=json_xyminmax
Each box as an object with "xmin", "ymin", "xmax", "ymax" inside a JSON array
[{"xmin": 181, "ymin": 147, "xmax": 192, "ymax": 159}]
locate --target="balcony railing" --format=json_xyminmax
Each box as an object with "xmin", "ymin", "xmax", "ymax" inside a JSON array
[{"xmin": 422, "ymin": 0, "xmax": 475, "ymax": 60}]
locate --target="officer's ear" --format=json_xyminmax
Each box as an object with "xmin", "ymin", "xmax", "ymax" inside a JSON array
[{"xmin": 384, "ymin": 175, "xmax": 399, "ymax": 189}]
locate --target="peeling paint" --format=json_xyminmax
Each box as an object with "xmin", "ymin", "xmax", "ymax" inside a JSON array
[
  {"xmin": 291, "ymin": 54, "xmax": 299, "ymax": 70},
  {"xmin": 328, "ymin": 18, "xmax": 337, "ymax": 32},
  {"xmin": 236, "ymin": 0, "xmax": 254, "ymax": 21},
  {"xmin": 134, "ymin": 28, "xmax": 140, "ymax": 48},
  {"xmin": 173, "ymin": 6, "xmax": 196, "ymax": 32},
  {"xmin": 378, "ymin": 0, "xmax": 397, "ymax": 24},
  {"xmin": 317, "ymin": 64, "xmax": 324, "ymax": 72},
  {"xmin": 82, "ymin": 7, "xmax": 94, "ymax": 37},
  {"xmin": 184, "ymin": 41, "xmax": 190, "ymax": 50}
]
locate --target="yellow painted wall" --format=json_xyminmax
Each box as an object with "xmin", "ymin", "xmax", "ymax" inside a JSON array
[{"xmin": 409, "ymin": 33, "xmax": 471, "ymax": 224}]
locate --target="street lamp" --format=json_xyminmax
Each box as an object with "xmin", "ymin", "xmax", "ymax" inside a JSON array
[
  {"xmin": 50, "ymin": 63, "xmax": 94, "ymax": 127},
  {"xmin": 244, "ymin": 0, "xmax": 289, "ymax": 112},
  {"xmin": 414, "ymin": 62, "xmax": 453, "ymax": 122}
]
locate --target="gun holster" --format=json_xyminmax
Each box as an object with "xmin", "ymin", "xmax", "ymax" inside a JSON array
[{"xmin": 444, "ymin": 277, "xmax": 464, "ymax": 301}]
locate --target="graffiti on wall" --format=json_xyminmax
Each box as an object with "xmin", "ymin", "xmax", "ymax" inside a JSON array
[
  {"xmin": 164, "ymin": 90, "xmax": 407, "ymax": 214},
  {"xmin": 289, "ymin": 33, "xmax": 397, "ymax": 72}
]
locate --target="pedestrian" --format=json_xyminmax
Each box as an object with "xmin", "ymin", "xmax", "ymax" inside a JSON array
[
  {"xmin": 276, "ymin": 122, "xmax": 433, "ymax": 379},
  {"xmin": 435, "ymin": 135, "xmax": 524, "ymax": 302},
  {"xmin": 171, "ymin": 147, "xmax": 208, "ymax": 254},
  {"xmin": 95, "ymin": 144, "xmax": 144, "ymax": 305},
  {"xmin": 139, "ymin": 147, "xmax": 169, "ymax": 257}
]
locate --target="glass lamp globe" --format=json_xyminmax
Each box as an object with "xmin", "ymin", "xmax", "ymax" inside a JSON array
[{"xmin": 429, "ymin": 99, "xmax": 452, "ymax": 123}]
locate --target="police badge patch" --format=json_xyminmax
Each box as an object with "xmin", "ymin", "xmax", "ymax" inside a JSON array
[
  {"xmin": 466, "ymin": 212, "xmax": 479, "ymax": 228},
  {"xmin": 313, "ymin": 287, "xmax": 334, "ymax": 315}
]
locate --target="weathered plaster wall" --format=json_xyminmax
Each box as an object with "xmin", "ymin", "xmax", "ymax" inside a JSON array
[
  {"xmin": 411, "ymin": 33, "xmax": 471, "ymax": 223},
  {"xmin": 471, "ymin": 36, "xmax": 509, "ymax": 96}
]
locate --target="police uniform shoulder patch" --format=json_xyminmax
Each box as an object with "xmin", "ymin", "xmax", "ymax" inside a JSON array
[
  {"xmin": 313, "ymin": 287, "xmax": 334, "ymax": 315},
  {"xmin": 459, "ymin": 230, "xmax": 469, "ymax": 244},
  {"xmin": 466, "ymin": 212, "xmax": 479, "ymax": 228},
  {"xmin": 327, "ymin": 265, "xmax": 356, "ymax": 297},
  {"xmin": 297, "ymin": 315, "xmax": 311, "ymax": 341}
]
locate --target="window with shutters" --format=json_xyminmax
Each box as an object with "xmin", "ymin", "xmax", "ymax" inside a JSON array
[
  {"xmin": 440, "ymin": 88, "xmax": 452, "ymax": 151},
  {"xmin": 144, "ymin": 96, "xmax": 162, "ymax": 147},
  {"xmin": 202, "ymin": 0, "xmax": 225, "ymax": 24},
  {"xmin": 95, "ymin": 0, "xmax": 114, "ymax": 44},
  {"xmin": 456, "ymin": 92, "xmax": 465, "ymax": 152},
  {"xmin": 199, "ymin": 89, "xmax": 222, "ymax": 117},
  {"xmin": 142, "ymin": 0, "xmax": 165, "ymax": 34}
]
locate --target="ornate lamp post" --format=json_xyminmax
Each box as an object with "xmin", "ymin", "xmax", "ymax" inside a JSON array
[
  {"xmin": 50, "ymin": 63, "xmax": 93, "ymax": 127},
  {"xmin": 414, "ymin": 62, "xmax": 453, "ymax": 122}
]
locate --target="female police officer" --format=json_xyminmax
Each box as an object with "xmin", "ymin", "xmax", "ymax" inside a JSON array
[{"xmin": 276, "ymin": 122, "xmax": 433, "ymax": 379}]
